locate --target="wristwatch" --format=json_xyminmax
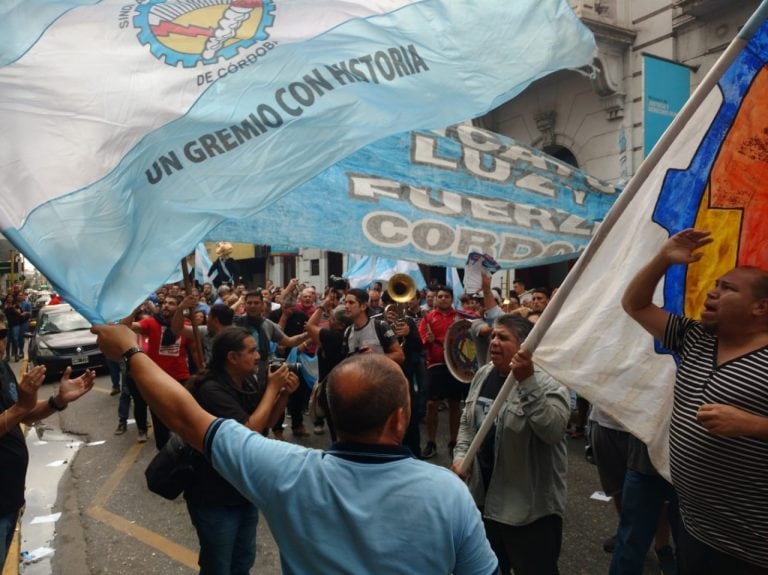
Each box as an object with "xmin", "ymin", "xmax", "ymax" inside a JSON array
[{"xmin": 120, "ymin": 346, "xmax": 144, "ymax": 373}]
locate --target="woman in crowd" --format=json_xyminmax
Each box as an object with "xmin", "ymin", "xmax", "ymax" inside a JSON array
[
  {"xmin": 452, "ymin": 315, "xmax": 570, "ymax": 575},
  {"xmin": 2, "ymin": 295, "xmax": 22, "ymax": 362},
  {"xmin": 183, "ymin": 326, "xmax": 298, "ymax": 575}
]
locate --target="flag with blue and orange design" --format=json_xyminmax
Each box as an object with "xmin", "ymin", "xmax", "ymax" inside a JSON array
[{"xmin": 533, "ymin": 2, "xmax": 768, "ymax": 477}]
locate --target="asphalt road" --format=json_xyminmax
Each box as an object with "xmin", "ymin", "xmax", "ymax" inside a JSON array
[{"xmin": 25, "ymin": 373, "xmax": 668, "ymax": 575}]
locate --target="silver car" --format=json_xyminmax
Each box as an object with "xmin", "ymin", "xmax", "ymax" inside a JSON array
[{"xmin": 28, "ymin": 304, "xmax": 105, "ymax": 380}]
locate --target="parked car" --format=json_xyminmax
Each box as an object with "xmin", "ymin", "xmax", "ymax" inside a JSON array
[
  {"xmin": 28, "ymin": 304, "xmax": 105, "ymax": 380},
  {"xmin": 31, "ymin": 291, "xmax": 53, "ymax": 316}
]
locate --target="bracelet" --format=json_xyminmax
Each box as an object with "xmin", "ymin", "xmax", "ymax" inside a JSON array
[{"xmin": 48, "ymin": 395, "xmax": 67, "ymax": 412}]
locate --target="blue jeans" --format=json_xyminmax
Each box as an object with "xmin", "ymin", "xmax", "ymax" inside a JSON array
[
  {"xmin": 107, "ymin": 359, "xmax": 121, "ymax": 391},
  {"xmin": 118, "ymin": 375, "xmax": 148, "ymax": 431},
  {"xmin": 5, "ymin": 325, "xmax": 21, "ymax": 359},
  {"xmin": 609, "ymin": 470, "xmax": 678, "ymax": 575},
  {"xmin": 186, "ymin": 501, "xmax": 259, "ymax": 575},
  {"xmin": 0, "ymin": 510, "xmax": 19, "ymax": 572}
]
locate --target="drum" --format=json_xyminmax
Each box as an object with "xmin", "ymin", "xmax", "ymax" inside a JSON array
[{"xmin": 444, "ymin": 318, "xmax": 478, "ymax": 383}]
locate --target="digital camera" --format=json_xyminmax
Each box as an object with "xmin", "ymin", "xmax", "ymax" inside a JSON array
[{"xmin": 269, "ymin": 358, "xmax": 301, "ymax": 374}]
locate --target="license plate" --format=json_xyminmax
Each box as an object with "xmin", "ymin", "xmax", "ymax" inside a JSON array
[{"xmin": 72, "ymin": 355, "xmax": 88, "ymax": 366}]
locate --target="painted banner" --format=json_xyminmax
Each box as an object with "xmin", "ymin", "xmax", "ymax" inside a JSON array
[
  {"xmin": 643, "ymin": 55, "xmax": 690, "ymax": 156},
  {"xmin": 532, "ymin": 8, "xmax": 768, "ymax": 475},
  {"xmin": 0, "ymin": 0, "xmax": 596, "ymax": 323},
  {"xmin": 213, "ymin": 124, "xmax": 620, "ymax": 272}
]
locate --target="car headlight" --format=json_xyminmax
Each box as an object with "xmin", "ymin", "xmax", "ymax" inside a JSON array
[{"xmin": 35, "ymin": 340, "xmax": 55, "ymax": 357}]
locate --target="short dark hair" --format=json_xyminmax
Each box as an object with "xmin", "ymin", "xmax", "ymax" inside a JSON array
[
  {"xmin": 326, "ymin": 355, "xmax": 407, "ymax": 437},
  {"xmin": 494, "ymin": 315, "xmax": 533, "ymax": 343},
  {"xmin": 346, "ymin": 288, "xmax": 369, "ymax": 305},
  {"xmin": 435, "ymin": 285, "xmax": 453, "ymax": 298},
  {"xmin": 244, "ymin": 290, "xmax": 263, "ymax": 301},
  {"xmin": 740, "ymin": 266, "xmax": 768, "ymax": 300},
  {"xmin": 208, "ymin": 303, "xmax": 234, "ymax": 326},
  {"xmin": 532, "ymin": 287, "xmax": 550, "ymax": 299}
]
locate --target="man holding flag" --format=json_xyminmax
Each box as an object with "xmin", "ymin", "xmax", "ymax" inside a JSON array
[{"xmin": 622, "ymin": 228, "xmax": 768, "ymax": 574}]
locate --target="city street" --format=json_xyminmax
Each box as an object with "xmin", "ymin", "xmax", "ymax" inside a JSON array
[{"xmin": 18, "ymin": 370, "xmax": 666, "ymax": 575}]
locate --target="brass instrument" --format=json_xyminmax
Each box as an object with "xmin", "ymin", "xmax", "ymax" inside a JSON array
[
  {"xmin": 384, "ymin": 274, "xmax": 417, "ymax": 346},
  {"xmin": 387, "ymin": 273, "xmax": 417, "ymax": 303}
]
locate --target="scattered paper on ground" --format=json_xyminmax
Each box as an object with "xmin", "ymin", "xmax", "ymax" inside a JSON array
[
  {"xmin": 30, "ymin": 512, "xmax": 61, "ymax": 525},
  {"xmin": 21, "ymin": 547, "xmax": 55, "ymax": 564}
]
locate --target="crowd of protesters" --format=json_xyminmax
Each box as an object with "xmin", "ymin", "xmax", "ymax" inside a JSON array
[{"xmin": 3, "ymin": 233, "xmax": 768, "ymax": 575}]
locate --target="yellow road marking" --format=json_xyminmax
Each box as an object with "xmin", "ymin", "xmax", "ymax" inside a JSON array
[
  {"xmin": 87, "ymin": 506, "xmax": 197, "ymax": 570},
  {"xmin": 85, "ymin": 435, "xmax": 198, "ymax": 569}
]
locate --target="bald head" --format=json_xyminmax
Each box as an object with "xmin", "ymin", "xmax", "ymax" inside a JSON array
[{"xmin": 326, "ymin": 354, "xmax": 409, "ymax": 441}]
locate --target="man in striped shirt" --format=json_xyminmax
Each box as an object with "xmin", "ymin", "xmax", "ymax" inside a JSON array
[{"xmin": 622, "ymin": 228, "xmax": 768, "ymax": 574}]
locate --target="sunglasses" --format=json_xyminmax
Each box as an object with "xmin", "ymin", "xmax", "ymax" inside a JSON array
[{"xmin": 0, "ymin": 329, "xmax": 7, "ymax": 340}]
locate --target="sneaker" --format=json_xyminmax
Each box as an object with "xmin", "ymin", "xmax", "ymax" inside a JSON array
[
  {"xmin": 421, "ymin": 441, "xmax": 437, "ymax": 459},
  {"xmin": 602, "ymin": 535, "xmax": 616, "ymax": 554},
  {"xmin": 313, "ymin": 425, "xmax": 325, "ymax": 435},
  {"xmin": 136, "ymin": 431, "xmax": 148, "ymax": 443},
  {"xmin": 293, "ymin": 426, "xmax": 310, "ymax": 438},
  {"xmin": 114, "ymin": 421, "xmax": 127, "ymax": 435},
  {"xmin": 110, "ymin": 388, "xmax": 120, "ymax": 396},
  {"xmin": 655, "ymin": 545, "xmax": 676, "ymax": 575}
]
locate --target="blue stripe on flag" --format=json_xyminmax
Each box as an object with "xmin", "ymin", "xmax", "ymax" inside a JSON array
[{"xmin": 0, "ymin": 0, "xmax": 102, "ymax": 67}]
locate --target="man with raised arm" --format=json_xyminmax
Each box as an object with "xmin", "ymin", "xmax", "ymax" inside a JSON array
[
  {"xmin": 622, "ymin": 228, "xmax": 768, "ymax": 574},
  {"xmin": 92, "ymin": 324, "xmax": 498, "ymax": 575}
]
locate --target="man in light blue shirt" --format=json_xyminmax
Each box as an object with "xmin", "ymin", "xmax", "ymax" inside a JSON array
[{"xmin": 92, "ymin": 324, "xmax": 498, "ymax": 575}]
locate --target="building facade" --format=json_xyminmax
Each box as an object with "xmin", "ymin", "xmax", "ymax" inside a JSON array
[{"xmin": 469, "ymin": 0, "xmax": 761, "ymax": 289}]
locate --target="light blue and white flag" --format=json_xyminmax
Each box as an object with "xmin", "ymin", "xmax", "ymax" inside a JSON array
[
  {"xmin": 194, "ymin": 243, "xmax": 213, "ymax": 285},
  {"xmin": 215, "ymin": 123, "xmax": 619, "ymax": 275},
  {"xmin": 345, "ymin": 256, "xmax": 426, "ymax": 291},
  {"xmin": 445, "ymin": 267, "xmax": 463, "ymax": 299},
  {"xmin": 0, "ymin": 0, "xmax": 596, "ymax": 322}
]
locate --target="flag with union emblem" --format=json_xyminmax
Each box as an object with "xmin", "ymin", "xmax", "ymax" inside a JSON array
[
  {"xmin": 0, "ymin": 0, "xmax": 595, "ymax": 323},
  {"xmin": 529, "ymin": 1, "xmax": 768, "ymax": 476}
]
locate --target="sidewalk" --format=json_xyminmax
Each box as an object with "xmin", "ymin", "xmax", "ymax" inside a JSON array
[{"xmin": 4, "ymin": 360, "xmax": 81, "ymax": 575}]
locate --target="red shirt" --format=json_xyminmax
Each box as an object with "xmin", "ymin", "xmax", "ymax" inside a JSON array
[
  {"xmin": 139, "ymin": 316, "xmax": 190, "ymax": 381},
  {"xmin": 418, "ymin": 307, "xmax": 458, "ymax": 367}
]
